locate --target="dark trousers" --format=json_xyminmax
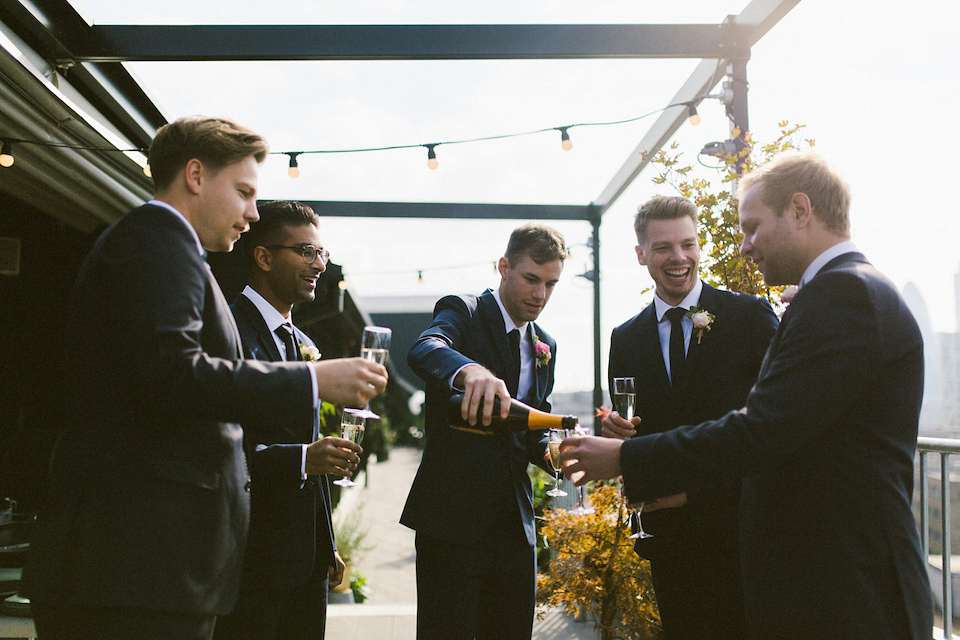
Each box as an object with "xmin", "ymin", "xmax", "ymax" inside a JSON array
[
  {"xmin": 649, "ymin": 548, "xmax": 747, "ymax": 640},
  {"xmin": 212, "ymin": 564, "xmax": 330, "ymax": 640},
  {"xmin": 32, "ymin": 602, "xmax": 216, "ymax": 640},
  {"xmin": 415, "ymin": 531, "xmax": 535, "ymax": 640}
]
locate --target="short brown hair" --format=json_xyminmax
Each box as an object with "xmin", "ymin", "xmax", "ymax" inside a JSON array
[
  {"xmin": 633, "ymin": 196, "xmax": 698, "ymax": 245},
  {"xmin": 504, "ymin": 223, "xmax": 568, "ymax": 266},
  {"xmin": 148, "ymin": 116, "xmax": 269, "ymax": 192},
  {"xmin": 739, "ymin": 151, "xmax": 851, "ymax": 236},
  {"xmin": 240, "ymin": 201, "xmax": 320, "ymax": 267}
]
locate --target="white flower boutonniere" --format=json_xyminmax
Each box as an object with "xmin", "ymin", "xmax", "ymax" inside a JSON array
[
  {"xmin": 532, "ymin": 333, "xmax": 551, "ymax": 368},
  {"xmin": 298, "ymin": 343, "xmax": 321, "ymax": 361},
  {"xmin": 685, "ymin": 306, "xmax": 715, "ymax": 345}
]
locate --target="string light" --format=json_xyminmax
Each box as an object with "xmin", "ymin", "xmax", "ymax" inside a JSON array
[
  {"xmin": 558, "ymin": 127, "xmax": 573, "ymax": 151},
  {"xmin": 425, "ymin": 144, "xmax": 439, "ymax": 170},
  {"xmin": 287, "ymin": 152, "xmax": 301, "ymax": 178},
  {"xmin": 687, "ymin": 102, "xmax": 701, "ymax": 126},
  {"xmin": 0, "ymin": 141, "xmax": 14, "ymax": 168}
]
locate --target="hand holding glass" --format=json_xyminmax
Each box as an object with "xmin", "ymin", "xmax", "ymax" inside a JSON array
[
  {"xmin": 613, "ymin": 377, "xmax": 650, "ymax": 538},
  {"xmin": 546, "ymin": 429, "xmax": 568, "ymax": 498},
  {"xmin": 568, "ymin": 424, "xmax": 595, "ymax": 515}
]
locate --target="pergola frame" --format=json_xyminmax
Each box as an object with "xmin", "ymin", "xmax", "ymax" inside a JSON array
[{"xmin": 0, "ymin": 0, "xmax": 800, "ymax": 425}]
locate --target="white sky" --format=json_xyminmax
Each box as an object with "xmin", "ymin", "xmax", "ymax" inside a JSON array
[{"xmin": 73, "ymin": 0, "xmax": 960, "ymax": 393}]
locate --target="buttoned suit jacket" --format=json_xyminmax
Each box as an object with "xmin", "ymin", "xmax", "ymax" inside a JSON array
[
  {"xmin": 401, "ymin": 289, "xmax": 555, "ymax": 546},
  {"xmin": 608, "ymin": 282, "xmax": 778, "ymax": 559},
  {"xmin": 229, "ymin": 293, "xmax": 336, "ymax": 592},
  {"xmin": 22, "ymin": 204, "xmax": 315, "ymax": 616},
  {"xmin": 621, "ymin": 253, "xmax": 933, "ymax": 639}
]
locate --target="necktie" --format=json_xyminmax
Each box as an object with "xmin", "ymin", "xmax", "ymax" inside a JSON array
[
  {"xmin": 507, "ymin": 329, "xmax": 521, "ymax": 397},
  {"xmin": 665, "ymin": 307, "xmax": 687, "ymax": 386},
  {"xmin": 275, "ymin": 323, "xmax": 299, "ymax": 362}
]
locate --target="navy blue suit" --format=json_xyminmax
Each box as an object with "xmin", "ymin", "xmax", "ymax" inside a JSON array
[
  {"xmin": 609, "ymin": 282, "xmax": 778, "ymax": 639},
  {"xmin": 402, "ymin": 289, "xmax": 555, "ymax": 639},
  {"xmin": 621, "ymin": 253, "xmax": 933, "ymax": 639},
  {"xmin": 22, "ymin": 204, "xmax": 314, "ymax": 637},
  {"xmin": 213, "ymin": 293, "xmax": 336, "ymax": 640}
]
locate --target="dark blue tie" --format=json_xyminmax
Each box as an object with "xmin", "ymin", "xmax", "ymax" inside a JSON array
[
  {"xmin": 666, "ymin": 307, "xmax": 686, "ymax": 386},
  {"xmin": 275, "ymin": 324, "xmax": 298, "ymax": 362}
]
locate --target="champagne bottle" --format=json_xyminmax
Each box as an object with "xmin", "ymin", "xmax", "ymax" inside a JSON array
[{"xmin": 447, "ymin": 393, "xmax": 577, "ymax": 434}]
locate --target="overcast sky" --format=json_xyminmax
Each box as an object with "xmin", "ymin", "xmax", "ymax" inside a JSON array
[{"xmin": 72, "ymin": 0, "xmax": 960, "ymax": 394}]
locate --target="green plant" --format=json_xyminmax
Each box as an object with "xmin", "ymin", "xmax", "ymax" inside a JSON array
[
  {"xmin": 537, "ymin": 483, "xmax": 661, "ymax": 639},
  {"xmin": 332, "ymin": 504, "xmax": 372, "ymax": 567},
  {"xmin": 650, "ymin": 121, "xmax": 814, "ymax": 300},
  {"xmin": 350, "ymin": 570, "xmax": 372, "ymax": 604}
]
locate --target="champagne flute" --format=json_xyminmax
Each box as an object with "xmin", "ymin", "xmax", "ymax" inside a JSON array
[
  {"xmin": 546, "ymin": 429, "xmax": 568, "ymax": 498},
  {"xmin": 357, "ymin": 325, "xmax": 391, "ymax": 419},
  {"xmin": 568, "ymin": 424, "xmax": 595, "ymax": 516},
  {"xmin": 613, "ymin": 377, "xmax": 651, "ymax": 539},
  {"xmin": 334, "ymin": 408, "xmax": 366, "ymax": 488}
]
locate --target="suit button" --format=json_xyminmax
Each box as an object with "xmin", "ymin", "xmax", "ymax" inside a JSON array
[{"xmin": 244, "ymin": 478, "xmax": 252, "ymax": 492}]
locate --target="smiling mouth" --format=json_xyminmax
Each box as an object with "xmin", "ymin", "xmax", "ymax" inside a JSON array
[{"xmin": 664, "ymin": 267, "xmax": 690, "ymax": 280}]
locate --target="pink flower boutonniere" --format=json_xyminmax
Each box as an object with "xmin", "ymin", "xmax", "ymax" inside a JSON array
[
  {"xmin": 298, "ymin": 343, "xmax": 321, "ymax": 361},
  {"xmin": 685, "ymin": 306, "xmax": 715, "ymax": 344},
  {"xmin": 533, "ymin": 333, "xmax": 551, "ymax": 368}
]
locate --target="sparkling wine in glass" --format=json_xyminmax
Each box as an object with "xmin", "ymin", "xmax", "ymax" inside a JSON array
[
  {"xmin": 334, "ymin": 408, "xmax": 366, "ymax": 488},
  {"xmin": 568, "ymin": 424, "xmax": 595, "ymax": 516},
  {"xmin": 613, "ymin": 377, "xmax": 636, "ymax": 421},
  {"xmin": 546, "ymin": 429, "xmax": 568, "ymax": 498},
  {"xmin": 358, "ymin": 325, "xmax": 391, "ymax": 419}
]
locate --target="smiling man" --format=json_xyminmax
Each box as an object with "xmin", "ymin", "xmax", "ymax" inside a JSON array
[
  {"xmin": 21, "ymin": 117, "xmax": 387, "ymax": 640},
  {"xmin": 561, "ymin": 153, "xmax": 933, "ymax": 639},
  {"xmin": 602, "ymin": 196, "xmax": 778, "ymax": 639},
  {"xmin": 401, "ymin": 223, "xmax": 567, "ymax": 640},
  {"xmin": 213, "ymin": 201, "xmax": 363, "ymax": 640}
]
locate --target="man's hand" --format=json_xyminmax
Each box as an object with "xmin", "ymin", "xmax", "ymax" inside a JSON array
[
  {"xmin": 638, "ymin": 493, "xmax": 688, "ymax": 513},
  {"xmin": 313, "ymin": 358, "xmax": 388, "ymax": 408},
  {"xmin": 559, "ymin": 435, "xmax": 624, "ymax": 485},
  {"xmin": 601, "ymin": 411, "xmax": 640, "ymax": 440},
  {"xmin": 328, "ymin": 551, "xmax": 347, "ymax": 589},
  {"xmin": 305, "ymin": 436, "xmax": 362, "ymax": 477},
  {"xmin": 454, "ymin": 364, "xmax": 511, "ymax": 427}
]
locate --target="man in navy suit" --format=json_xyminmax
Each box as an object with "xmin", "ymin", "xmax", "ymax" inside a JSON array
[
  {"xmin": 213, "ymin": 201, "xmax": 361, "ymax": 640},
  {"xmin": 22, "ymin": 117, "xmax": 387, "ymax": 640},
  {"xmin": 401, "ymin": 223, "xmax": 567, "ymax": 639},
  {"xmin": 563, "ymin": 152, "xmax": 933, "ymax": 639},
  {"xmin": 603, "ymin": 196, "xmax": 778, "ymax": 638}
]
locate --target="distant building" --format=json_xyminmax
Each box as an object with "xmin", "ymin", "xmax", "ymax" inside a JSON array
[{"xmin": 904, "ymin": 283, "xmax": 944, "ymax": 432}]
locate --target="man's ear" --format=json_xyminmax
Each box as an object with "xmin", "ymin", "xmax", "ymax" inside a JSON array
[
  {"xmin": 789, "ymin": 192, "xmax": 814, "ymax": 228},
  {"xmin": 635, "ymin": 245, "xmax": 648, "ymax": 266},
  {"xmin": 497, "ymin": 256, "xmax": 509, "ymax": 279},
  {"xmin": 252, "ymin": 245, "xmax": 272, "ymax": 272},
  {"xmin": 184, "ymin": 158, "xmax": 204, "ymax": 195}
]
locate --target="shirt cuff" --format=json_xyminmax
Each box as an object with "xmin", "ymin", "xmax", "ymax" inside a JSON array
[
  {"xmin": 301, "ymin": 444, "xmax": 308, "ymax": 480},
  {"xmin": 308, "ymin": 363, "xmax": 319, "ymax": 408}
]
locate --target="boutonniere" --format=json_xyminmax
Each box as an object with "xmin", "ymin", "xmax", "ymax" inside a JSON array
[
  {"xmin": 532, "ymin": 333, "xmax": 551, "ymax": 368},
  {"xmin": 685, "ymin": 306, "xmax": 715, "ymax": 344},
  {"xmin": 298, "ymin": 343, "xmax": 321, "ymax": 361}
]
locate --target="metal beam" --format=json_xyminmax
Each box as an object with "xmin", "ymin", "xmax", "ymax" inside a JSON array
[
  {"xmin": 591, "ymin": 0, "xmax": 799, "ymax": 215},
  {"xmin": 287, "ymin": 201, "xmax": 592, "ymax": 221},
  {"xmin": 79, "ymin": 24, "xmax": 752, "ymax": 62}
]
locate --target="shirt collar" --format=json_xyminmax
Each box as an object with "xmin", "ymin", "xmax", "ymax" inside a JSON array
[
  {"xmin": 493, "ymin": 288, "xmax": 529, "ymax": 337},
  {"xmin": 242, "ymin": 285, "xmax": 293, "ymax": 331},
  {"xmin": 148, "ymin": 199, "xmax": 205, "ymax": 258},
  {"xmin": 653, "ymin": 279, "xmax": 703, "ymax": 322},
  {"xmin": 799, "ymin": 240, "xmax": 859, "ymax": 288}
]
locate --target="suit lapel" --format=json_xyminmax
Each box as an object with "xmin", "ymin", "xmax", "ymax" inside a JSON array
[
  {"xmin": 236, "ymin": 294, "xmax": 285, "ymax": 362},
  {"xmin": 673, "ymin": 284, "xmax": 722, "ymax": 403},
  {"xmin": 479, "ymin": 290, "xmax": 514, "ymax": 392},
  {"xmin": 637, "ymin": 304, "xmax": 670, "ymax": 391}
]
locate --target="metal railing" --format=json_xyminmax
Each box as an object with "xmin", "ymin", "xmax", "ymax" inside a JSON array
[{"xmin": 918, "ymin": 436, "xmax": 960, "ymax": 639}]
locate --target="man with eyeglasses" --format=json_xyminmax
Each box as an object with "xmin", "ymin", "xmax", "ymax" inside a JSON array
[{"xmin": 213, "ymin": 201, "xmax": 358, "ymax": 640}]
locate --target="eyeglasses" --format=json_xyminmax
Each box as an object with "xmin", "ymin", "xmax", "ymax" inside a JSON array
[{"xmin": 268, "ymin": 244, "xmax": 330, "ymax": 266}]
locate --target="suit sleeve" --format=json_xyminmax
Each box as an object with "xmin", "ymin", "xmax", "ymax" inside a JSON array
[
  {"xmin": 407, "ymin": 295, "xmax": 479, "ymax": 387},
  {"xmin": 102, "ymin": 213, "xmax": 314, "ymax": 429},
  {"xmin": 621, "ymin": 271, "xmax": 884, "ymax": 502}
]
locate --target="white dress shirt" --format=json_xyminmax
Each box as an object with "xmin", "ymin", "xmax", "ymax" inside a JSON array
[{"xmin": 653, "ymin": 279, "xmax": 703, "ymax": 384}]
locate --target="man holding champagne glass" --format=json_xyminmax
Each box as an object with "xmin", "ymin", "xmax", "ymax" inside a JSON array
[
  {"xmin": 401, "ymin": 223, "xmax": 567, "ymax": 639},
  {"xmin": 603, "ymin": 195, "xmax": 778, "ymax": 639}
]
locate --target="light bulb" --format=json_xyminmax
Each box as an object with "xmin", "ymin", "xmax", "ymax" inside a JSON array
[
  {"xmin": 143, "ymin": 164, "xmax": 152, "ymax": 178},
  {"xmin": 0, "ymin": 141, "xmax": 14, "ymax": 168},
  {"xmin": 559, "ymin": 128, "xmax": 573, "ymax": 151},
  {"xmin": 688, "ymin": 104, "xmax": 701, "ymax": 126},
  {"xmin": 426, "ymin": 145, "xmax": 439, "ymax": 170},
  {"xmin": 287, "ymin": 153, "xmax": 300, "ymax": 179}
]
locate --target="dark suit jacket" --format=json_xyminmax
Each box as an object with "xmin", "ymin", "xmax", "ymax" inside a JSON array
[
  {"xmin": 621, "ymin": 253, "xmax": 933, "ymax": 639},
  {"xmin": 609, "ymin": 283, "xmax": 778, "ymax": 559},
  {"xmin": 401, "ymin": 289, "xmax": 555, "ymax": 546},
  {"xmin": 229, "ymin": 293, "xmax": 336, "ymax": 591},
  {"xmin": 22, "ymin": 204, "xmax": 315, "ymax": 616}
]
